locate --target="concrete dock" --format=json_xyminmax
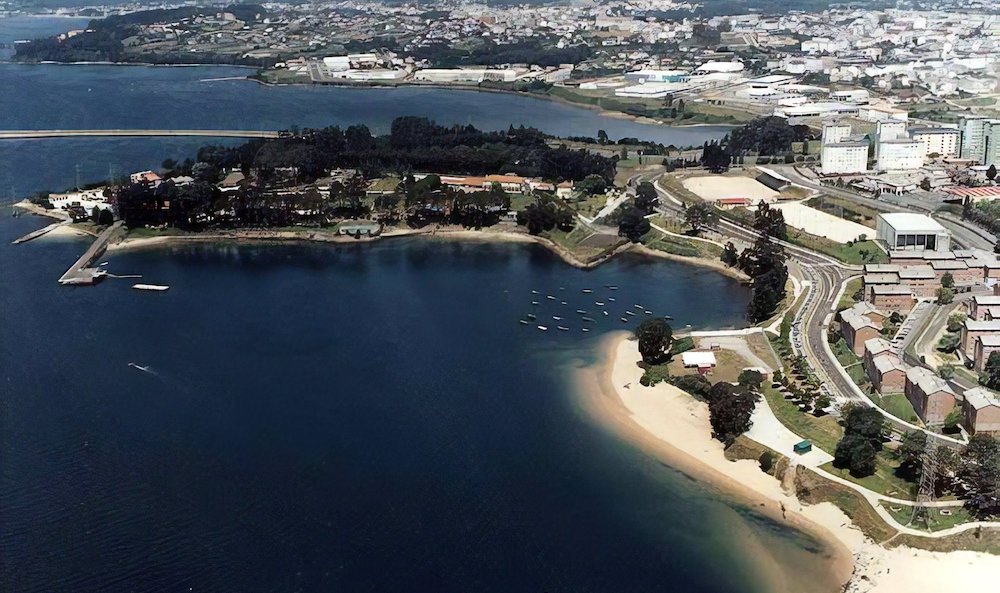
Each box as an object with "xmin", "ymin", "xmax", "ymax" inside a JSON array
[
  {"xmin": 11, "ymin": 221, "xmax": 68, "ymax": 244},
  {"xmin": 58, "ymin": 221, "xmax": 123, "ymax": 285}
]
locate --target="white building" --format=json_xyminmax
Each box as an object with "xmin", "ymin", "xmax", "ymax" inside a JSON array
[
  {"xmin": 875, "ymin": 213, "xmax": 950, "ymax": 252},
  {"xmin": 821, "ymin": 121, "xmax": 852, "ymax": 145},
  {"xmin": 878, "ymin": 138, "xmax": 924, "ymax": 171},
  {"xmin": 822, "ymin": 142, "xmax": 869, "ymax": 174},
  {"xmin": 909, "ymin": 128, "xmax": 960, "ymax": 158},
  {"xmin": 859, "ymin": 104, "xmax": 909, "ymax": 123},
  {"xmin": 414, "ymin": 68, "xmax": 520, "ymax": 83},
  {"xmin": 830, "ymin": 89, "xmax": 870, "ymax": 103},
  {"xmin": 960, "ymin": 116, "xmax": 994, "ymax": 163},
  {"xmin": 876, "ymin": 119, "xmax": 907, "ymax": 142}
]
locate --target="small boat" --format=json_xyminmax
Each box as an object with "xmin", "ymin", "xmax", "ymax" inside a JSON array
[
  {"xmin": 620, "ymin": 317, "xmax": 628, "ymax": 323},
  {"xmin": 132, "ymin": 284, "xmax": 169, "ymax": 291},
  {"xmin": 531, "ymin": 290, "xmax": 539, "ymax": 294},
  {"xmin": 626, "ymin": 311, "xmax": 636, "ymax": 317},
  {"xmin": 559, "ymin": 287, "xmax": 565, "ymax": 291},
  {"xmin": 98, "ymin": 261, "xmax": 109, "ymax": 266},
  {"xmin": 552, "ymin": 316, "xmax": 563, "ymax": 321},
  {"xmin": 634, "ymin": 304, "xmax": 643, "ymax": 309},
  {"xmin": 537, "ymin": 325, "xmax": 548, "ymax": 331},
  {"xmin": 526, "ymin": 314, "xmax": 536, "ymax": 320},
  {"xmin": 665, "ymin": 316, "xmax": 674, "ymax": 321},
  {"xmin": 644, "ymin": 310, "xmax": 653, "ymax": 315},
  {"xmin": 576, "ymin": 309, "xmax": 587, "ymax": 315},
  {"xmin": 581, "ymin": 328, "xmax": 590, "ymax": 333},
  {"xmin": 607, "ymin": 285, "xmax": 619, "ymax": 290},
  {"xmin": 519, "ymin": 319, "xmax": 529, "ymax": 325},
  {"xmin": 547, "ymin": 295, "xmax": 556, "ymax": 300},
  {"xmin": 560, "ymin": 301, "xmax": 567, "ymax": 305},
  {"xmin": 557, "ymin": 326, "xmax": 569, "ymax": 331},
  {"xmin": 531, "ymin": 301, "xmax": 540, "ymax": 305},
  {"xmin": 127, "ymin": 362, "xmax": 151, "ymax": 372},
  {"xmin": 582, "ymin": 289, "xmax": 592, "ymax": 294},
  {"xmin": 595, "ymin": 301, "xmax": 605, "ymax": 306},
  {"xmin": 582, "ymin": 317, "xmax": 595, "ymax": 323},
  {"xmin": 603, "ymin": 311, "xmax": 609, "ymax": 316},
  {"xmin": 608, "ymin": 297, "xmax": 616, "ymax": 302}
]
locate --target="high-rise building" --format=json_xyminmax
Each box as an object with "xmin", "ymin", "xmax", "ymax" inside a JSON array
[
  {"xmin": 821, "ymin": 142, "xmax": 868, "ymax": 174},
  {"xmin": 878, "ymin": 138, "xmax": 924, "ymax": 171},
  {"xmin": 959, "ymin": 116, "xmax": 1000, "ymax": 163},
  {"xmin": 822, "ymin": 120, "xmax": 852, "ymax": 145},
  {"xmin": 909, "ymin": 128, "xmax": 960, "ymax": 158}
]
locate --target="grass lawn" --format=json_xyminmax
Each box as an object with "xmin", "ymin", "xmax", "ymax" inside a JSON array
[
  {"xmin": 838, "ymin": 277, "xmax": 863, "ymax": 311},
  {"xmin": 747, "ymin": 331, "xmax": 782, "ymax": 370},
  {"xmin": 642, "ymin": 231, "xmax": 721, "ymax": 259},
  {"xmin": 509, "ymin": 194, "xmax": 536, "ymax": 212},
  {"xmin": 880, "ymin": 502, "xmax": 974, "ymax": 532},
  {"xmin": 879, "ymin": 393, "xmax": 920, "ymax": 424},
  {"xmin": 762, "ymin": 384, "xmax": 843, "ymax": 453},
  {"xmin": 125, "ymin": 227, "xmax": 194, "ymax": 238},
  {"xmin": 832, "ymin": 338, "xmax": 870, "ymax": 389},
  {"xmin": 542, "ymin": 226, "xmax": 621, "ymax": 262},
  {"xmin": 785, "ymin": 232, "xmax": 887, "ymax": 265},
  {"xmin": 821, "ymin": 452, "xmax": 917, "ymax": 499},
  {"xmin": 796, "ymin": 468, "xmax": 898, "ymax": 543},
  {"xmin": 368, "ymin": 176, "xmax": 400, "ymax": 192}
]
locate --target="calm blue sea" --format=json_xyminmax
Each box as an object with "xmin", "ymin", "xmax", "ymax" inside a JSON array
[{"xmin": 1, "ymin": 16, "xmax": 840, "ymax": 593}]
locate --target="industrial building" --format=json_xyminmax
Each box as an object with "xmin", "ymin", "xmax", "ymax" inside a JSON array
[
  {"xmin": 875, "ymin": 213, "xmax": 950, "ymax": 252},
  {"xmin": 821, "ymin": 120, "xmax": 852, "ymax": 145},
  {"xmin": 909, "ymin": 128, "xmax": 960, "ymax": 158}
]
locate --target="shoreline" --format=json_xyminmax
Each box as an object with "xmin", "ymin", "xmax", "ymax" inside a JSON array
[
  {"xmin": 1, "ymin": 59, "xmax": 735, "ymax": 129},
  {"xmin": 579, "ymin": 332, "xmax": 1000, "ymax": 593}
]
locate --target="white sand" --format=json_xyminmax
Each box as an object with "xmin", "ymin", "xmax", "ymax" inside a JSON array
[
  {"xmin": 682, "ymin": 175, "xmax": 778, "ymax": 202},
  {"xmin": 583, "ymin": 334, "xmax": 1000, "ymax": 593},
  {"xmin": 771, "ymin": 202, "xmax": 874, "ymax": 244}
]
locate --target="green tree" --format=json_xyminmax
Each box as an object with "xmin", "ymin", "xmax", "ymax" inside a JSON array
[
  {"xmin": 980, "ymin": 351, "xmax": 1000, "ymax": 389},
  {"xmin": 684, "ymin": 202, "xmax": 718, "ymax": 234},
  {"xmin": 577, "ymin": 174, "xmax": 607, "ymax": 195},
  {"xmin": 634, "ymin": 182, "xmax": 659, "ymax": 214},
  {"xmin": 617, "ymin": 206, "xmax": 651, "ymax": 242},
  {"xmin": 941, "ymin": 272, "xmax": 955, "ymax": 289},
  {"xmin": 737, "ymin": 369, "xmax": 764, "ymax": 391},
  {"xmin": 706, "ymin": 382, "xmax": 758, "ymax": 445},
  {"xmin": 754, "ymin": 201, "xmax": 787, "ymax": 241},
  {"xmin": 938, "ymin": 364, "xmax": 956, "ymax": 380},
  {"xmin": 720, "ymin": 241, "xmax": 739, "ymax": 267},
  {"xmin": 937, "ymin": 287, "xmax": 954, "ymax": 305},
  {"xmin": 958, "ymin": 434, "xmax": 1000, "ymax": 517},
  {"xmin": 988, "ymin": 164, "xmax": 998, "ymax": 182},
  {"xmin": 943, "ymin": 408, "xmax": 963, "ymax": 433},
  {"xmin": 833, "ymin": 406, "xmax": 885, "ymax": 477},
  {"xmin": 938, "ymin": 333, "xmax": 960, "ymax": 353},
  {"xmin": 896, "ymin": 430, "xmax": 928, "ymax": 481},
  {"xmin": 635, "ymin": 318, "xmax": 674, "ymax": 364},
  {"xmin": 947, "ymin": 313, "xmax": 966, "ymax": 332}
]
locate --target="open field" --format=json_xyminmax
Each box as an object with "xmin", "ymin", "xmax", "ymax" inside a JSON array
[
  {"xmin": 838, "ymin": 277, "xmax": 863, "ymax": 311},
  {"xmin": 805, "ymin": 194, "xmax": 880, "ymax": 228},
  {"xmin": 772, "ymin": 202, "xmax": 874, "ymax": 244},
  {"xmin": 681, "ymin": 174, "xmax": 778, "ymax": 202},
  {"xmin": 880, "ymin": 502, "xmax": 975, "ymax": 533}
]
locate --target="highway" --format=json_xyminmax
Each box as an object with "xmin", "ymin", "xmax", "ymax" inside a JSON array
[{"xmin": 0, "ymin": 129, "xmax": 283, "ymax": 140}]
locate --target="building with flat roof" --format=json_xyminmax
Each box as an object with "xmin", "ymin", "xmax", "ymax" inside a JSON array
[
  {"xmin": 974, "ymin": 335, "xmax": 1000, "ymax": 371},
  {"xmin": 877, "ymin": 138, "xmax": 924, "ymax": 171},
  {"xmin": 821, "ymin": 142, "xmax": 868, "ymax": 175},
  {"xmin": 962, "ymin": 387, "xmax": 1000, "ymax": 434},
  {"xmin": 840, "ymin": 308, "xmax": 883, "ymax": 356},
  {"xmin": 822, "ymin": 121, "xmax": 852, "ymax": 145},
  {"xmin": 868, "ymin": 284, "xmax": 914, "ymax": 312},
  {"xmin": 969, "ymin": 295, "xmax": 1000, "ymax": 320},
  {"xmin": 909, "ymin": 128, "xmax": 960, "ymax": 158},
  {"xmin": 875, "ymin": 213, "xmax": 950, "ymax": 252}
]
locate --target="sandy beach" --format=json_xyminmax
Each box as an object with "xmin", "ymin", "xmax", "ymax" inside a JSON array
[{"xmin": 577, "ymin": 332, "xmax": 1000, "ymax": 593}]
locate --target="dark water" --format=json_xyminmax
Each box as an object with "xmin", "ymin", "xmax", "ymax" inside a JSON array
[
  {"xmin": 0, "ymin": 16, "xmax": 729, "ymax": 199},
  {"xmin": 0, "ymin": 213, "xmax": 831, "ymax": 593}
]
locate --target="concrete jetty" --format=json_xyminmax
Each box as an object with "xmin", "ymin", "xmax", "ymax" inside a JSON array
[
  {"xmin": 11, "ymin": 221, "xmax": 68, "ymax": 244},
  {"xmin": 58, "ymin": 221, "xmax": 123, "ymax": 285}
]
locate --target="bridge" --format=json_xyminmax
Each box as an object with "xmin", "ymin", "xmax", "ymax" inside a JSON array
[{"xmin": 0, "ymin": 129, "xmax": 284, "ymax": 140}]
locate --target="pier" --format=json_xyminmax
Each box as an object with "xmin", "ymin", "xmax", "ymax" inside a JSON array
[
  {"xmin": 58, "ymin": 221, "xmax": 122, "ymax": 285},
  {"xmin": 0, "ymin": 129, "xmax": 283, "ymax": 140},
  {"xmin": 11, "ymin": 220, "xmax": 69, "ymax": 244}
]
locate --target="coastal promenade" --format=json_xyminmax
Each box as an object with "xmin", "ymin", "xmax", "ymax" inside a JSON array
[
  {"xmin": 0, "ymin": 129, "xmax": 283, "ymax": 140},
  {"xmin": 58, "ymin": 221, "xmax": 122, "ymax": 285}
]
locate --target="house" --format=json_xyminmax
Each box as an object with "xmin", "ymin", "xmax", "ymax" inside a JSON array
[
  {"xmin": 974, "ymin": 335, "xmax": 1000, "ymax": 371},
  {"xmin": 904, "ymin": 367, "xmax": 957, "ymax": 424},
  {"xmin": 219, "ymin": 171, "xmax": 246, "ymax": 189},
  {"xmin": 868, "ymin": 284, "xmax": 914, "ymax": 313},
  {"xmin": 962, "ymin": 387, "xmax": 1000, "ymax": 435},
  {"xmin": 929, "ymin": 259, "xmax": 978, "ymax": 286},
  {"xmin": 847, "ymin": 301, "xmax": 887, "ymax": 325},
  {"xmin": 869, "ymin": 354, "xmax": 906, "ymax": 393},
  {"xmin": 556, "ymin": 181, "xmax": 575, "ymax": 199},
  {"xmin": 961, "ymin": 319, "xmax": 1000, "ymax": 359},
  {"xmin": 717, "ymin": 197, "xmax": 752, "ymax": 210},
  {"xmin": 682, "ymin": 351, "xmax": 717, "ymax": 375},
  {"xmin": 129, "ymin": 170, "xmax": 162, "ymax": 187},
  {"xmin": 968, "ymin": 295, "xmax": 1000, "ymax": 321},
  {"xmin": 840, "ymin": 308, "xmax": 882, "ymax": 356},
  {"xmin": 484, "ymin": 174, "xmax": 526, "ymax": 193}
]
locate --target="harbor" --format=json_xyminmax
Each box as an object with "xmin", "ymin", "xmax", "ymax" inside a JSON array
[{"xmin": 57, "ymin": 221, "xmax": 122, "ymax": 285}]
